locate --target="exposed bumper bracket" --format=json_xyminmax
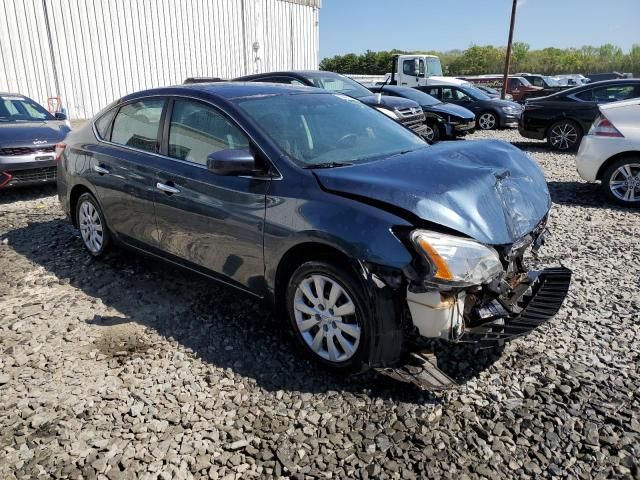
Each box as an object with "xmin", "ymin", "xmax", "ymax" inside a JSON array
[
  {"xmin": 375, "ymin": 350, "xmax": 456, "ymax": 390},
  {"xmin": 460, "ymin": 266, "xmax": 572, "ymax": 348}
]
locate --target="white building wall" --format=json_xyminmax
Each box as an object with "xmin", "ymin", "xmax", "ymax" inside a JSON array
[{"xmin": 0, "ymin": 0, "xmax": 320, "ymax": 119}]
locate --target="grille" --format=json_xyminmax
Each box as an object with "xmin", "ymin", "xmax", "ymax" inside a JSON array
[
  {"xmin": 7, "ymin": 166, "xmax": 57, "ymax": 185},
  {"xmin": 0, "ymin": 146, "xmax": 55, "ymax": 156}
]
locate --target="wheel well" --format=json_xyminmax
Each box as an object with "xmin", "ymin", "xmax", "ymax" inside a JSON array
[
  {"xmin": 274, "ymin": 242, "xmax": 359, "ymax": 309},
  {"xmin": 595, "ymin": 151, "xmax": 640, "ymax": 181},
  {"xmin": 69, "ymin": 185, "xmax": 92, "ymax": 227}
]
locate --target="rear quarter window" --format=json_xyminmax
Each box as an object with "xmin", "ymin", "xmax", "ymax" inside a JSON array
[{"xmin": 94, "ymin": 109, "xmax": 116, "ymax": 140}]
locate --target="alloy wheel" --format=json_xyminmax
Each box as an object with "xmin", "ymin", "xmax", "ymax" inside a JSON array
[
  {"xmin": 549, "ymin": 122, "xmax": 578, "ymax": 150},
  {"xmin": 608, "ymin": 162, "xmax": 640, "ymax": 204},
  {"xmin": 424, "ymin": 124, "xmax": 435, "ymax": 142},
  {"xmin": 78, "ymin": 200, "xmax": 104, "ymax": 253},
  {"xmin": 292, "ymin": 274, "xmax": 361, "ymax": 363},
  {"xmin": 478, "ymin": 113, "xmax": 496, "ymax": 130}
]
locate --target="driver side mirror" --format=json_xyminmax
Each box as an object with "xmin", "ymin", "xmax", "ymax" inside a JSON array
[
  {"xmin": 54, "ymin": 112, "xmax": 67, "ymax": 120},
  {"xmin": 414, "ymin": 59, "xmax": 420, "ymax": 77},
  {"xmin": 207, "ymin": 148, "xmax": 256, "ymax": 176}
]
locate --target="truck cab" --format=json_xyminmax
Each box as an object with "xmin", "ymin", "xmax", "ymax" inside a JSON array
[{"xmin": 385, "ymin": 54, "xmax": 469, "ymax": 88}]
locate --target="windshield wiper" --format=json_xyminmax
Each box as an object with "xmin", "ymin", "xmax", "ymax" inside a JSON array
[{"xmin": 304, "ymin": 161, "xmax": 354, "ymax": 169}]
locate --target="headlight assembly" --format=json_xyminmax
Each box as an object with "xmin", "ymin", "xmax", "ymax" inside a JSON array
[{"xmin": 411, "ymin": 230, "xmax": 504, "ymax": 286}]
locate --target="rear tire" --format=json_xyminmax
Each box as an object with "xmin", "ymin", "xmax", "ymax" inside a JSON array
[
  {"xmin": 547, "ymin": 120, "xmax": 582, "ymax": 151},
  {"xmin": 285, "ymin": 260, "xmax": 404, "ymax": 372},
  {"xmin": 75, "ymin": 193, "xmax": 111, "ymax": 257},
  {"xmin": 601, "ymin": 158, "xmax": 640, "ymax": 206}
]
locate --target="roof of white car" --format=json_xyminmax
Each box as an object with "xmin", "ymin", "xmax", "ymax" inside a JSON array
[{"xmin": 600, "ymin": 98, "xmax": 640, "ymax": 110}]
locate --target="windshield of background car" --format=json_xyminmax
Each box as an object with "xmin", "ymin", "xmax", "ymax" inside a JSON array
[
  {"xmin": 543, "ymin": 76, "xmax": 560, "ymax": 87},
  {"xmin": 386, "ymin": 87, "xmax": 440, "ymax": 105},
  {"xmin": 302, "ymin": 73, "xmax": 372, "ymax": 99},
  {"xmin": 0, "ymin": 96, "xmax": 55, "ymax": 122},
  {"xmin": 426, "ymin": 57, "xmax": 444, "ymax": 76},
  {"xmin": 236, "ymin": 93, "xmax": 427, "ymax": 167},
  {"xmin": 461, "ymin": 86, "xmax": 491, "ymax": 100}
]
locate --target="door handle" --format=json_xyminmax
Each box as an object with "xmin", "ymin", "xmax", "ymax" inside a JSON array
[
  {"xmin": 156, "ymin": 182, "xmax": 180, "ymax": 194},
  {"xmin": 93, "ymin": 164, "xmax": 110, "ymax": 175}
]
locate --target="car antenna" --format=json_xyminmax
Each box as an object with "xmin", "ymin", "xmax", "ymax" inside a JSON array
[{"xmin": 378, "ymin": 72, "xmax": 392, "ymax": 103}]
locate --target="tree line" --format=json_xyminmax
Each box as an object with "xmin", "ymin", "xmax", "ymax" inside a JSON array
[{"xmin": 319, "ymin": 43, "xmax": 640, "ymax": 77}]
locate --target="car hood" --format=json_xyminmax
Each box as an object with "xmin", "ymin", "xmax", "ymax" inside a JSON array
[
  {"xmin": 425, "ymin": 102, "xmax": 475, "ymax": 120},
  {"xmin": 0, "ymin": 121, "xmax": 70, "ymax": 146},
  {"xmin": 481, "ymin": 98, "xmax": 522, "ymax": 109},
  {"xmin": 358, "ymin": 94, "xmax": 420, "ymax": 111},
  {"xmin": 313, "ymin": 140, "xmax": 551, "ymax": 245}
]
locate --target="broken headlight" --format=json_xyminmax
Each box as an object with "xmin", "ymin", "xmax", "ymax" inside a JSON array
[{"xmin": 411, "ymin": 230, "xmax": 504, "ymax": 287}]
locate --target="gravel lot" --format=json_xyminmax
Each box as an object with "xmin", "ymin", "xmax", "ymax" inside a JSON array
[{"xmin": 1, "ymin": 129, "xmax": 638, "ymax": 479}]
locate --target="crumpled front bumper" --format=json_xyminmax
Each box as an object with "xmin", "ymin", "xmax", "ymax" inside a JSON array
[{"xmin": 407, "ymin": 266, "xmax": 572, "ymax": 348}]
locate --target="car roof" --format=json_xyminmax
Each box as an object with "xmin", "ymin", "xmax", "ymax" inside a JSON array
[
  {"xmin": 235, "ymin": 70, "xmax": 345, "ymax": 81},
  {"xmin": 0, "ymin": 92, "xmax": 26, "ymax": 97},
  {"xmin": 120, "ymin": 81, "xmax": 323, "ymax": 103},
  {"xmin": 600, "ymin": 97, "xmax": 640, "ymax": 110}
]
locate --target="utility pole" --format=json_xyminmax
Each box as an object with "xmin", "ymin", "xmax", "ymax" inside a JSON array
[{"xmin": 501, "ymin": 0, "xmax": 518, "ymax": 99}]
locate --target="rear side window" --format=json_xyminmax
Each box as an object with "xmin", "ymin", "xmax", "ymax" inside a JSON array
[
  {"xmin": 94, "ymin": 109, "xmax": 116, "ymax": 140},
  {"xmin": 111, "ymin": 99, "xmax": 165, "ymax": 153},
  {"xmin": 168, "ymin": 100, "xmax": 250, "ymax": 166},
  {"xmin": 574, "ymin": 89, "xmax": 593, "ymax": 101}
]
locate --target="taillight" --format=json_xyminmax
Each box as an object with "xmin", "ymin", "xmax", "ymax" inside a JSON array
[
  {"xmin": 589, "ymin": 114, "xmax": 624, "ymax": 137},
  {"xmin": 55, "ymin": 142, "xmax": 66, "ymax": 161}
]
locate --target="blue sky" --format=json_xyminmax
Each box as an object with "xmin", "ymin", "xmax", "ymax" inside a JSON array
[{"xmin": 319, "ymin": 0, "xmax": 640, "ymax": 59}]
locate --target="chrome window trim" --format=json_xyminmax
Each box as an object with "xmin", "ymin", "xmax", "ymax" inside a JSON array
[{"xmin": 91, "ymin": 93, "xmax": 283, "ymax": 180}]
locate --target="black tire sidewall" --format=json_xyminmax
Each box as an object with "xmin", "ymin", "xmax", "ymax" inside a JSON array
[
  {"xmin": 285, "ymin": 261, "xmax": 371, "ymax": 372},
  {"xmin": 547, "ymin": 120, "xmax": 582, "ymax": 151},
  {"xmin": 601, "ymin": 158, "xmax": 640, "ymax": 206},
  {"xmin": 76, "ymin": 192, "xmax": 110, "ymax": 257}
]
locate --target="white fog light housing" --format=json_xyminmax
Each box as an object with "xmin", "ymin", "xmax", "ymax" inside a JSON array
[{"xmin": 411, "ymin": 230, "xmax": 504, "ymax": 286}]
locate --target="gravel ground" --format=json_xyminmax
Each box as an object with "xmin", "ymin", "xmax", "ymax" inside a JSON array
[{"xmin": 1, "ymin": 129, "xmax": 638, "ymax": 479}]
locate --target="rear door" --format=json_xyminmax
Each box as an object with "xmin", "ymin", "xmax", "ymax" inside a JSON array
[
  {"xmin": 152, "ymin": 97, "xmax": 269, "ymax": 292},
  {"xmin": 91, "ymin": 97, "xmax": 166, "ymax": 247}
]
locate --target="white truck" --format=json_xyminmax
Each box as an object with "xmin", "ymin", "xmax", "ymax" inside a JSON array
[{"xmin": 384, "ymin": 54, "xmax": 469, "ymax": 87}]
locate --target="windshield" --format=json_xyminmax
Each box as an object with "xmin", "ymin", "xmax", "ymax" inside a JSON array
[
  {"xmin": 302, "ymin": 73, "xmax": 373, "ymax": 99},
  {"xmin": 383, "ymin": 87, "xmax": 440, "ymax": 105},
  {"xmin": 543, "ymin": 76, "xmax": 560, "ymax": 87},
  {"xmin": 480, "ymin": 86, "xmax": 499, "ymax": 95},
  {"xmin": 426, "ymin": 57, "xmax": 443, "ymax": 76},
  {"xmin": 0, "ymin": 95, "xmax": 54, "ymax": 122},
  {"xmin": 236, "ymin": 93, "xmax": 427, "ymax": 167},
  {"xmin": 461, "ymin": 86, "xmax": 491, "ymax": 101}
]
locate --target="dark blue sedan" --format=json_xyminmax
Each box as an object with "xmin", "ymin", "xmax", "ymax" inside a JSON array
[{"xmin": 57, "ymin": 82, "xmax": 570, "ymax": 374}]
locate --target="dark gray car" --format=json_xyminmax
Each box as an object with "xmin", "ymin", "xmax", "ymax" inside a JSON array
[
  {"xmin": 58, "ymin": 83, "xmax": 571, "ymax": 375},
  {"xmin": 0, "ymin": 93, "xmax": 70, "ymax": 188}
]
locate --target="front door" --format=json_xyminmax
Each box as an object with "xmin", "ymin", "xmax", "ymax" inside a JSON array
[{"xmin": 152, "ymin": 98, "xmax": 269, "ymax": 293}]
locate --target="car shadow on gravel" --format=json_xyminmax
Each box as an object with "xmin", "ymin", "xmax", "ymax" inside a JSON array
[
  {"xmin": 0, "ymin": 184, "xmax": 57, "ymax": 205},
  {"xmin": 547, "ymin": 180, "xmax": 637, "ymax": 210},
  {"xmin": 5, "ymin": 217, "xmax": 507, "ymax": 402}
]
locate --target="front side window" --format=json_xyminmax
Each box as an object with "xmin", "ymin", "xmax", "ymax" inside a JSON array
[
  {"xmin": 0, "ymin": 95, "xmax": 54, "ymax": 122},
  {"xmin": 403, "ymin": 60, "xmax": 416, "ymax": 76},
  {"xmin": 592, "ymin": 85, "xmax": 636, "ymax": 103},
  {"xmin": 453, "ymin": 89, "xmax": 472, "ymax": 101},
  {"xmin": 168, "ymin": 100, "xmax": 249, "ymax": 165},
  {"xmin": 111, "ymin": 99, "xmax": 165, "ymax": 153},
  {"xmin": 303, "ymin": 73, "xmax": 372, "ymax": 99},
  {"xmin": 236, "ymin": 93, "xmax": 426, "ymax": 167}
]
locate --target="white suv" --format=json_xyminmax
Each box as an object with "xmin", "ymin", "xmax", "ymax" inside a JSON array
[{"xmin": 576, "ymin": 98, "xmax": 640, "ymax": 206}]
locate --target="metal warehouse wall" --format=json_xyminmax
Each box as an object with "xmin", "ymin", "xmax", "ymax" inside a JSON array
[{"xmin": 0, "ymin": 0, "xmax": 320, "ymax": 119}]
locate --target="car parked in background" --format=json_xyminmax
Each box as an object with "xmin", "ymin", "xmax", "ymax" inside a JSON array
[
  {"xmin": 418, "ymin": 84, "xmax": 523, "ymax": 130},
  {"xmin": 519, "ymin": 79, "xmax": 640, "ymax": 151},
  {"xmin": 57, "ymin": 82, "xmax": 570, "ymax": 372},
  {"xmin": 233, "ymin": 71, "xmax": 429, "ymax": 138},
  {"xmin": 368, "ymin": 85, "xmax": 476, "ymax": 142},
  {"xmin": 457, "ymin": 75, "xmax": 543, "ymax": 102},
  {"xmin": 555, "ymin": 74, "xmax": 590, "ymax": 86},
  {"xmin": 474, "ymin": 85, "xmax": 513, "ymax": 101},
  {"xmin": 516, "ymin": 74, "xmax": 569, "ymax": 96},
  {"xmin": 0, "ymin": 93, "xmax": 70, "ymax": 189},
  {"xmin": 576, "ymin": 98, "xmax": 640, "ymax": 206}
]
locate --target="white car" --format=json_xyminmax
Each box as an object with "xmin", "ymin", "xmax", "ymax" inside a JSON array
[{"xmin": 576, "ymin": 98, "xmax": 640, "ymax": 206}]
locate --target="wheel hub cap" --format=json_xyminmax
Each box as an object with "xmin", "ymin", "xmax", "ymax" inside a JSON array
[
  {"xmin": 609, "ymin": 163, "xmax": 640, "ymax": 203},
  {"xmin": 78, "ymin": 200, "xmax": 104, "ymax": 253},
  {"xmin": 293, "ymin": 274, "xmax": 361, "ymax": 363},
  {"xmin": 551, "ymin": 124, "xmax": 578, "ymax": 149}
]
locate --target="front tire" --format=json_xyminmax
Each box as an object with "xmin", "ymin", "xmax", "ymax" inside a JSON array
[
  {"xmin": 76, "ymin": 193, "xmax": 110, "ymax": 257},
  {"xmin": 477, "ymin": 111, "xmax": 497, "ymax": 130},
  {"xmin": 424, "ymin": 122, "xmax": 440, "ymax": 144},
  {"xmin": 601, "ymin": 158, "xmax": 640, "ymax": 206},
  {"xmin": 547, "ymin": 120, "xmax": 581, "ymax": 151}
]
